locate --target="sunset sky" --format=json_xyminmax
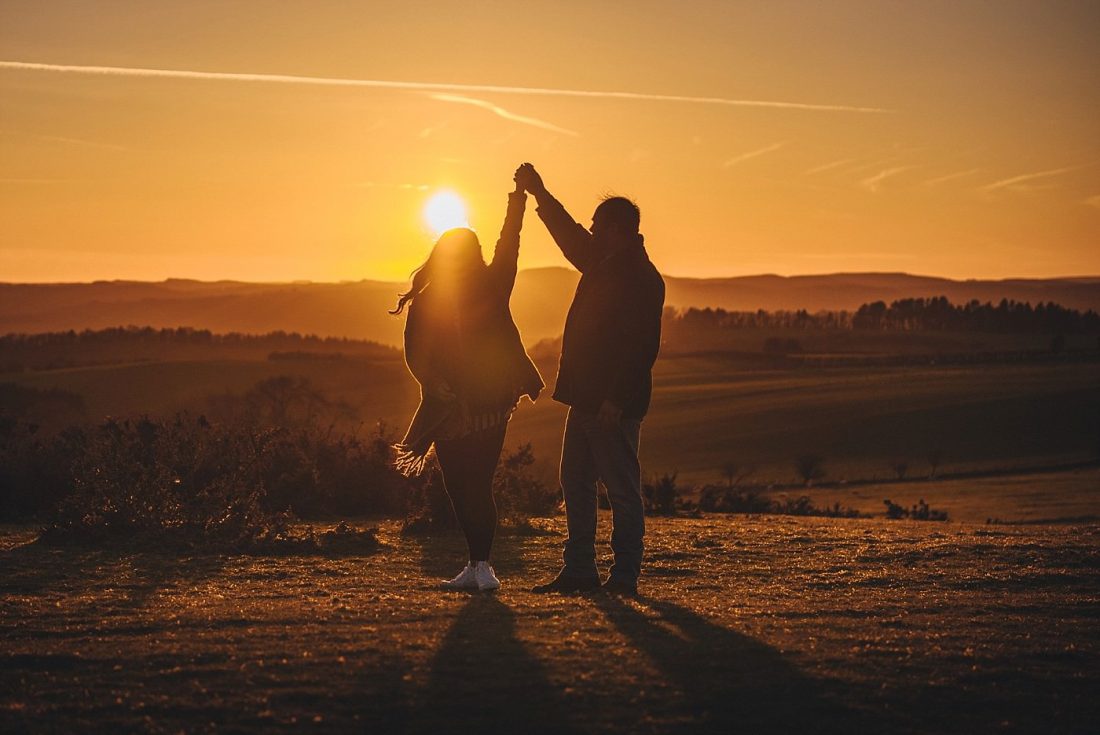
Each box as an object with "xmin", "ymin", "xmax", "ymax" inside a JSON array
[{"xmin": 1, "ymin": 0, "xmax": 1098, "ymax": 283}]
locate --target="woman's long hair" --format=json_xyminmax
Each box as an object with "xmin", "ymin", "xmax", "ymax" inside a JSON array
[{"xmin": 390, "ymin": 228, "xmax": 485, "ymax": 315}]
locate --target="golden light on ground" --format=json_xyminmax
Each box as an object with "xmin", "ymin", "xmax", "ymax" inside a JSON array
[{"xmin": 423, "ymin": 191, "xmax": 469, "ymax": 239}]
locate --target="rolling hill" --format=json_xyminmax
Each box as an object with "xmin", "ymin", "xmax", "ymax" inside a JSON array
[{"xmin": 2, "ymin": 270, "xmax": 1098, "ymax": 347}]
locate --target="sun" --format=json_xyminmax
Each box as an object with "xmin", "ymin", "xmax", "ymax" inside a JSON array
[{"xmin": 423, "ymin": 190, "xmax": 469, "ymax": 238}]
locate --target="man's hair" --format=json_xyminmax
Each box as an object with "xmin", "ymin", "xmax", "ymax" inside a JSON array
[{"xmin": 595, "ymin": 195, "xmax": 641, "ymax": 233}]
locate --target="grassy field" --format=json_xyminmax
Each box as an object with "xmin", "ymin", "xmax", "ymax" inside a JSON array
[
  {"xmin": 763, "ymin": 467, "xmax": 1100, "ymax": 524},
  {"xmin": 5, "ymin": 354, "xmax": 1098, "ymax": 489},
  {"xmin": 517, "ymin": 358, "xmax": 1100, "ymax": 486},
  {"xmin": 1, "ymin": 514, "xmax": 1097, "ymax": 734},
  {"xmin": 3, "ymin": 355, "xmax": 1097, "ymax": 731}
]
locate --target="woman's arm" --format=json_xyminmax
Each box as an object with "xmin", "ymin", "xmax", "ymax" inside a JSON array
[{"xmin": 487, "ymin": 182, "xmax": 527, "ymax": 296}]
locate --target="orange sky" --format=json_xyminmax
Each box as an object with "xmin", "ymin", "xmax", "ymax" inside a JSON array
[{"xmin": 1, "ymin": 1, "xmax": 1098, "ymax": 283}]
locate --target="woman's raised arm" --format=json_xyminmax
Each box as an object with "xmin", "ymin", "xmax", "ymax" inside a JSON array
[{"xmin": 487, "ymin": 183, "xmax": 527, "ymax": 295}]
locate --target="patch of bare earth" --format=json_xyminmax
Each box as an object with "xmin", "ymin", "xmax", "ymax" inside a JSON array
[{"xmin": 1, "ymin": 516, "xmax": 1097, "ymax": 734}]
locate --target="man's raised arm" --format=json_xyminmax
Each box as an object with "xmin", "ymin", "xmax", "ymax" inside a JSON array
[{"xmin": 515, "ymin": 163, "xmax": 594, "ymax": 273}]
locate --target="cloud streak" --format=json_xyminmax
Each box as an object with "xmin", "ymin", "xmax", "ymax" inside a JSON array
[
  {"xmin": 803, "ymin": 158, "xmax": 855, "ymax": 175},
  {"xmin": 860, "ymin": 165, "xmax": 916, "ymax": 193},
  {"xmin": 427, "ymin": 93, "xmax": 578, "ymax": 136},
  {"xmin": 922, "ymin": 168, "xmax": 982, "ymax": 187},
  {"xmin": 0, "ymin": 60, "xmax": 892, "ymax": 113},
  {"xmin": 722, "ymin": 141, "xmax": 785, "ymax": 168},
  {"xmin": 978, "ymin": 165, "xmax": 1084, "ymax": 194}
]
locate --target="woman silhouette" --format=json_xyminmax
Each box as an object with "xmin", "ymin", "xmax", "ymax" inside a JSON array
[{"xmin": 391, "ymin": 175, "xmax": 543, "ymax": 591}]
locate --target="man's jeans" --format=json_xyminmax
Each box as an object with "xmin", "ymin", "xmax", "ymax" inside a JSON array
[{"xmin": 559, "ymin": 407, "xmax": 644, "ymax": 582}]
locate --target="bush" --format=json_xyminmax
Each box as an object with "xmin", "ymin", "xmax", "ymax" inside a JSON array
[
  {"xmin": 0, "ymin": 408, "xmax": 415, "ymax": 547},
  {"xmin": 0, "ymin": 416, "xmax": 81, "ymax": 520},
  {"xmin": 643, "ymin": 472, "xmax": 680, "ymax": 516},
  {"xmin": 44, "ymin": 414, "xmax": 276, "ymax": 547},
  {"xmin": 883, "ymin": 498, "xmax": 948, "ymax": 521},
  {"xmin": 260, "ymin": 421, "xmax": 408, "ymax": 518},
  {"xmin": 698, "ymin": 485, "xmax": 772, "ymax": 514},
  {"xmin": 403, "ymin": 443, "xmax": 559, "ymax": 534},
  {"xmin": 697, "ymin": 483, "xmax": 860, "ymax": 518},
  {"xmin": 494, "ymin": 443, "xmax": 559, "ymax": 523},
  {"xmin": 402, "ymin": 470, "xmax": 457, "ymax": 535}
]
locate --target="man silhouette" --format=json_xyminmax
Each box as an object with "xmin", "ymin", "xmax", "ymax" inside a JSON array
[{"xmin": 515, "ymin": 163, "xmax": 665, "ymax": 596}]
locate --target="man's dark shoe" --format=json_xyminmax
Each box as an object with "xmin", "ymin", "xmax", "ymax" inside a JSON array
[
  {"xmin": 601, "ymin": 576, "xmax": 639, "ymax": 596},
  {"xmin": 531, "ymin": 573, "xmax": 602, "ymax": 594}
]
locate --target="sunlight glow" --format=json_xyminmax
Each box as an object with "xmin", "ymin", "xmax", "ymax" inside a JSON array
[{"xmin": 423, "ymin": 191, "xmax": 469, "ymax": 238}]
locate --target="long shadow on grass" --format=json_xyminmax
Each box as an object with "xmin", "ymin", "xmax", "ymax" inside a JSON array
[
  {"xmin": 594, "ymin": 595, "xmax": 867, "ymax": 734},
  {"xmin": 409, "ymin": 594, "xmax": 580, "ymax": 735}
]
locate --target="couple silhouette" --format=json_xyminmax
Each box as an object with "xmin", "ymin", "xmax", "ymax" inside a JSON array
[{"xmin": 392, "ymin": 163, "xmax": 665, "ymax": 595}]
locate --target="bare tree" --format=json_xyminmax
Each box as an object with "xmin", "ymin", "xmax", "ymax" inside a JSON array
[
  {"xmin": 720, "ymin": 460, "xmax": 755, "ymax": 489},
  {"xmin": 794, "ymin": 454, "xmax": 825, "ymax": 487},
  {"xmin": 721, "ymin": 461, "xmax": 738, "ymax": 489},
  {"xmin": 927, "ymin": 449, "xmax": 943, "ymax": 480}
]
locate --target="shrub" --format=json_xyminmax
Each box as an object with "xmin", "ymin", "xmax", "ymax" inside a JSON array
[
  {"xmin": 494, "ymin": 443, "xmax": 559, "ymax": 523},
  {"xmin": 883, "ymin": 497, "xmax": 948, "ymax": 521},
  {"xmin": 403, "ymin": 443, "xmax": 559, "ymax": 534},
  {"xmin": 0, "ymin": 417, "xmax": 80, "ymax": 520},
  {"xmin": 3, "ymin": 409, "xmax": 414, "ymax": 547},
  {"xmin": 643, "ymin": 472, "xmax": 680, "ymax": 516},
  {"xmin": 698, "ymin": 485, "xmax": 772, "ymax": 514},
  {"xmin": 260, "ymin": 421, "xmax": 408, "ymax": 518},
  {"xmin": 884, "ymin": 498, "xmax": 907, "ymax": 519},
  {"xmin": 44, "ymin": 414, "xmax": 275, "ymax": 547},
  {"xmin": 401, "ymin": 470, "xmax": 457, "ymax": 535},
  {"xmin": 696, "ymin": 482, "xmax": 860, "ymax": 518}
]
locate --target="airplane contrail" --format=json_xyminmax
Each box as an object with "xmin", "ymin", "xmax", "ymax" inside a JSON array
[
  {"xmin": 922, "ymin": 168, "xmax": 982, "ymax": 187},
  {"xmin": 0, "ymin": 60, "xmax": 892, "ymax": 113},
  {"xmin": 721, "ymin": 141, "xmax": 786, "ymax": 168},
  {"xmin": 427, "ymin": 93, "xmax": 579, "ymax": 136},
  {"xmin": 978, "ymin": 165, "xmax": 1084, "ymax": 194},
  {"xmin": 860, "ymin": 165, "xmax": 916, "ymax": 193}
]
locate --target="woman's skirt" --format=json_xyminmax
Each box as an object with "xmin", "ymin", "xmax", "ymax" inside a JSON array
[{"xmin": 393, "ymin": 395, "xmax": 518, "ymax": 477}]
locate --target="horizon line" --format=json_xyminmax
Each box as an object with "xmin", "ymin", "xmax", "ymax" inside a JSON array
[{"xmin": 3, "ymin": 268, "xmax": 1098, "ymax": 288}]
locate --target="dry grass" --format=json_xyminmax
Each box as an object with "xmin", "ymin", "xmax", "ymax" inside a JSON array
[{"xmin": 1, "ymin": 514, "xmax": 1097, "ymax": 734}]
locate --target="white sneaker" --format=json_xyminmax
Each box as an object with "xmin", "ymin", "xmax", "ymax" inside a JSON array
[
  {"xmin": 474, "ymin": 561, "xmax": 501, "ymax": 591},
  {"xmin": 441, "ymin": 563, "xmax": 478, "ymax": 590}
]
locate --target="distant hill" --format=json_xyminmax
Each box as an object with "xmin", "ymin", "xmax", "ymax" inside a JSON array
[{"xmin": 2, "ymin": 270, "xmax": 1098, "ymax": 346}]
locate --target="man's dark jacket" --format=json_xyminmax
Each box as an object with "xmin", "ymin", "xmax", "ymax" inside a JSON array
[{"xmin": 536, "ymin": 192, "xmax": 665, "ymax": 419}]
